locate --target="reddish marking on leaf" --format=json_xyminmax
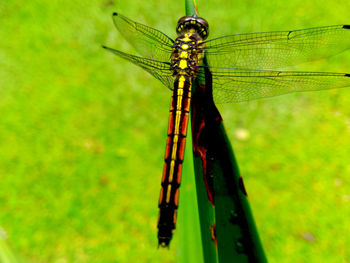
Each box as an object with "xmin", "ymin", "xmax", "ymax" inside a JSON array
[
  {"xmin": 191, "ymin": 81, "xmax": 221, "ymax": 206},
  {"xmin": 209, "ymin": 223, "xmax": 217, "ymax": 247},
  {"xmin": 191, "ymin": 99, "xmax": 214, "ymax": 205}
]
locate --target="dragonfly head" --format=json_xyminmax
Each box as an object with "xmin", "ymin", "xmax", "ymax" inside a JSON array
[{"xmin": 176, "ymin": 16, "xmax": 209, "ymax": 40}]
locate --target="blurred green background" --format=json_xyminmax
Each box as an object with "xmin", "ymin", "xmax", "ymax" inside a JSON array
[{"xmin": 1, "ymin": 0, "xmax": 350, "ymax": 262}]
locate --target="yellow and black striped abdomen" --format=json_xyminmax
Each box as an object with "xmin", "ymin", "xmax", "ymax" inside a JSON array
[
  {"xmin": 158, "ymin": 74, "xmax": 191, "ymax": 247},
  {"xmin": 157, "ymin": 33, "xmax": 204, "ymax": 247}
]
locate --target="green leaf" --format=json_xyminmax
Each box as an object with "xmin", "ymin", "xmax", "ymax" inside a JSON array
[
  {"xmin": 178, "ymin": 123, "xmax": 204, "ymax": 263},
  {"xmin": 191, "ymin": 55, "xmax": 267, "ymax": 262}
]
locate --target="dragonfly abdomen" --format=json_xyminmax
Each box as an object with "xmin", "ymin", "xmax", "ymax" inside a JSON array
[{"xmin": 158, "ymin": 74, "xmax": 192, "ymax": 247}]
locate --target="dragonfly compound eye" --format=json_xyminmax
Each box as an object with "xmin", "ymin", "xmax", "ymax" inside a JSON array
[{"xmin": 176, "ymin": 16, "xmax": 209, "ymax": 40}]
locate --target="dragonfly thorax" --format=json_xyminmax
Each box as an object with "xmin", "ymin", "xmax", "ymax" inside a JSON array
[{"xmin": 171, "ymin": 33, "xmax": 205, "ymax": 77}]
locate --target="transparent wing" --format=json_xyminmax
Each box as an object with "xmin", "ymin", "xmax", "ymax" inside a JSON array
[
  {"xmin": 103, "ymin": 46, "xmax": 174, "ymax": 90},
  {"xmin": 198, "ymin": 67, "xmax": 350, "ymax": 103},
  {"xmin": 112, "ymin": 12, "xmax": 174, "ymax": 62},
  {"xmin": 204, "ymin": 25, "xmax": 350, "ymax": 70}
]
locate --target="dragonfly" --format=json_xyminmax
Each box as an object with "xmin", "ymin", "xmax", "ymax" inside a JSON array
[{"xmin": 103, "ymin": 12, "xmax": 350, "ymax": 247}]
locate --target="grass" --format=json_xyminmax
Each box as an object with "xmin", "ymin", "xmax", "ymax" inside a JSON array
[{"xmin": 1, "ymin": 0, "xmax": 350, "ymax": 262}]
